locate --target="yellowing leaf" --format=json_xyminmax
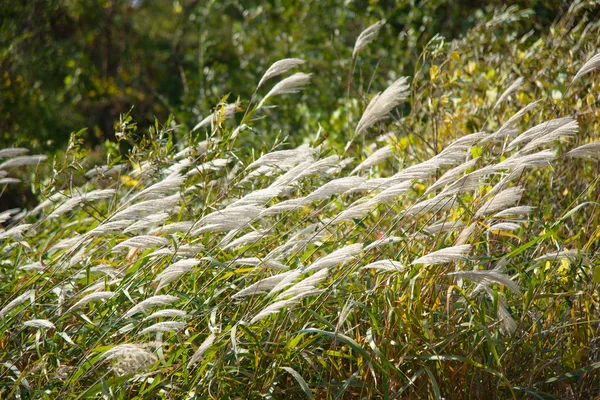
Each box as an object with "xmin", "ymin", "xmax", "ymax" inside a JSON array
[
  {"xmin": 120, "ymin": 175, "xmax": 138, "ymax": 187},
  {"xmin": 430, "ymin": 65, "xmax": 439, "ymax": 81}
]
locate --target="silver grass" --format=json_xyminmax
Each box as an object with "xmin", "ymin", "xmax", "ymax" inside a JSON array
[
  {"xmin": 567, "ymin": 141, "xmax": 600, "ymax": 159},
  {"xmin": 364, "ymin": 236, "xmax": 403, "ymax": 251},
  {"xmin": 23, "ymin": 319, "xmax": 55, "ymax": 329},
  {"xmin": 404, "ymin": 195, "xmax": 455, "ymax": 216},
  {"xmin": 144, "ymin": 309, "xmax": 187, "ymax": 320},
  {"xmin": 424, "ymin": 157, "xmax": 479, "ymax": 195},
  {"xmin": 19, "ymin": 261, "xmax": 44, "ymax": 271},
  {"xmin": 155, "ymin": 259, "xmax": 201, "ymax": 291},
  {"xmin": 81, "ymin": 279, "xmax": 122, "ymax": 295},
  {"xmin": 0, "ymin": 178, "xmax": 20, "ymax": 185},
  {"xmin": 486, "ymin": 222, "xmax": 521, "ymax": 233},
  {"xmin": 334, "ymin": 201, "xmax": 372, "ymax": 222},
  {"xmin": 350, "ymin": 145, "xmax": 394, "ymax": 174},
  {"xmin": 304, "ymin": 243, "xmax": 364, "ymax": 272},
  {"xmin": 412, "ymin": 244, "xmax": 471, "ymax": 265},
  {"xmin": 302, "ymin": 176, "xmax": 366, "ymax": 203},
  {"xmin": 124, "ymin": 295, "xmax": 180, "ymax": 318},
  {"xmin": 245, "ymin": 146, "xmax": 316, "ymax": 170},
  {"xmin": 113, "ymin": 235, "xmax": 170, "ymax": 251},
  {"xmin": 449, "ymin": 270, "xmax": 520, "ymax": 294},
  {"xmin": 0, "ymin": 290, "xmax": 34, "ymax": 318},
  {"xmin": 222, "ymin": 230, "xmax": 269, "ymax": 251},
  {"xmin": 231, "ymin": 272, "xmax": 295, "ymax": 299},
  {"xmin": 275, "ymin": 269, "xmax": 329, "ymax": 300},
  {"xmin": 149, "ymin": 221, "xmax": 194, "ymax": 235},
  {"xmin": 508, "ymin": 117, "xmax": 574, "ymax": 149},
  {"xmin": 250, "ymin": 289, "xmax": 324, "ymax": 324},
  {"xmin": 193, "ymin": 103, "xmax": 238, "ymax": 131},
  {"xmin": 85, "ymin": 163, "xmax": 127, "ymax": 178},
  {"xmin": 572, "ymin": 53, "xmax": 600, "ymax": 83},
  {"xmin": 294, "ymin": 155, "xmax": 343, "ymax": 182},
  {"xmin": 229, "ymin": 186, "xmax": 288, "ymax": 207},
  {"xmin": 497, "ymin": 301, "xmax": 517, "ymax": 334},
  {"xmin": 68, "ymin": 291, "xmax": 115, "ymax": 312},
  {"xmin": 129, "ymin": 175, "xmax": 183, "ymax": 201},
  {"xmin": 360, "ymin": 260, "xmax": 404, "ymax": 271},
  {"xmin": 493, "ymin": 77, "xmax": 523, "ymax": 109},
  {"xmin": 0, "ymin": 209, "xmax": 18, "ymax": 224},
  {"xmin": 455, "ymin": 223, "xmax": 478, "ymax": 245},
  {"xmin": 230, "ymin": 257, "xmax": 288, "ymax": 270},
  {"xmin": 424, "ymin": 220, "xmax": 464, "ymax": 235},
  {"xmin": 0, "ymin": 155, "xmax": 47, "ymax": 169},
  {"xmin": 0, "ymin": 147, "xmax": 28, "ymax": 159},
  {"xmin": 188, "ymin": 333, "xmax": 215, "ymax": 367},
  {"xmin": 185, "ymin": 158, "xmax": 231, "ymax": 177},
  {"xmin": 267, "ymin": 270, "xmax": 304, "ymax": 296},
  {"xmin": 493, "ymin": 206, "xmax": 534, "ymax": 218},
  {"xmin": 49, "ymin": 189, "xmax": 116, "ymax": 218},
  {"xmin": 518, "ymin": 120, "xmax": 578, "ymax": 154},
  {"xmin": 487, "ymin": 101, "xmax": 540, "ymax": 138},
  {"xmin": 146, "ymin": 244, "xmax": 204, "ymax": 258},
  {"xmin": 123, "ymin": 213, "xmax": 170, "ymax": 234},
  {"xmin": 475, "ymin": 186, "xmax": 523, "ymax": 218},
  {"xmin": 99, "ymin": 344, "xmax": 158, "ymax": 375},
  {"xmin": 87, "ymin": 220, "xmax": 134, "ymax": 236},
  {"xmin": 444, "ymin": 132, "xmax": 488, "ymax": 152},
  {"xmin": 139, "ymin": 321, "xmax": 186, "ymax": 335},
  {"xmin": 366, "ymin": 181, "xmax": 412, "ymax": 206},
  {"xmin": 350, "ymin": 77, "xmax": 410, "ymax": 149},
  {"xmin": 270, "ymin": 160, "xmax": 314, "ymax": 187},
  {"xmin": 109, "ymin": 194, "xmax": 181, "ymax": 221},
  {"xmin": 351, "ymin": 177, "xmax": 395, "ymax": 192},
  {"xmin": 0, "ymin": 223, "xmax": 33, "ymax": 241},
  {"xmin": 258, "ymin": 58, "xmax": 305, "ymax": 88},
  {"xmin": 534, "ymin": 249, "xmax": 584, "ymax": 262},
  {"xmin": 491, "ymin": 149, "xmax": 556, "ymax": 171},
  {"xmin": 260, "ymin": 198, "xmax": 304, "ymax": 216},
  {"xmin": 257, "ymin": 72, "xmax": 312, "ymax": 109},
  {"xmin": 352, "ymin": 20, "xmax": 386, "ymax": 59}
]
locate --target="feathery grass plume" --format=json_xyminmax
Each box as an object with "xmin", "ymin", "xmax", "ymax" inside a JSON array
[
  {"xmin": 0, "ymin": 178, "xmax": 20, "ymax": 185},
  {"xmin": 404, "ymin": 195, "xmax": 455, "ymax": 216},
  {"xmin": 155, "ymin": 258, "xmax": 201, "ymax": 291},
  {"xmin": 229, "ymin": 186, "xmax": 288, "ymax": 207},
  {"xmin": 534, "ymin": 249, "xmax": 584, "ymax": 262},
  {"xmin": 257, "ymin": 72, "xmax": 311, "ymax": 109},
  {"xmin": 139, "ymin": 321, "xmax": 186, "ymax": 335},
  {"xmin": 366, "ymin": 181, "xmax": 412, "ymax": 206},
  {"xmin": 231, "ymin": 257, "xmax": 287, "ymax": 271},
  {"xmin": 475, "ymin": 186, "xmax": 523, "ymax": 218},
  {"xmin": 99, "ymin": 344, "xmax": 158, "ymax": 376},
  {"xmin": 480, "ymin": 101, "xmax": 540, "ymax": 144},
  {"xmin": 490, "ymin": 149, "xmax": 556, "ymax": 172},
  {"xmin": 19, "ymin": 261, "xmax": 44, "ymax": 271},
  {"xmin": 412, "ymin": 244, "xmax": 471, "ymax": 265},
  {"xmin": 0, "ymin": 148, "xmax": 28, "ymax": 159},
  {"xmin": 0, "ymin": 208, "xmax": 18, "ymax": 224},
  {"xmin": 493, "ymin": 77, "xmax": 523, "ymax": 109},
  {"xmin": 334, "ymin": 201, "xmax": 373, "ymax": 222},
  {"xmin": 188, "ymin": 333, "xmax": 215, "ymax": 368},
  {"xmin": 129, "ymin": 175, "xmax": 183, "ymax": 202},
  {"xmin": 260, "ymin": 198, "xmax": 304, "ymax": 216},
  {"xmin": 250, "ymin": 289, "xmax": 324, "ymax": 324},
  {"xmin": 518, "ymin": 119, "xmax": 578, "ymax": 154},
  {"xmin": 508, "ymin": 117, "xmax": 574, "ymax": 149},
  {"xmin": 144, "ymin": 309, "xmax": 187, "ymax": 320},
  {"xmin": 294, "ymin": 155, "xmax": 344, "ymax": 182},
  {"xmin": 85, "ymin": 163, "xmax": 127, "ymax": 178},
  {"xmin": 349, "ymin": 77, "xmax": 410, "ymax": 151},
  {"xmin": 493, "ymin": 206, "xmax": 534, "ymax": 218},
  {"xmin": 185, "ymin": 157, "xmax": 232, "ymax": 177},
  {"xmin": 360, "ymin": 260, "xmax": 404, "ymax": 271},
  {"xmin": 109, "ymin": 194, "xmax": 181, "ymax": 221},
  {"xmin": 193, "ymin": 205, "xmax": 264, "ymax": 234},
  {"xmin": 486, "ymin": 222, "xmax": 521, "ymax": 233},
  {"xmin": 567, "ymin": 141, "xmax": 600, "ymax": 159},
  {"xmin": 364, "ymin": 236, "xmax": 403, "ymax": 251},
  {"xmin": 0, "ymin": 224, "xmax": 33, "ymax": 241},
  {"xmin": 267, "ymin": 270, "xmax": 304, "ymax": 296},
  {"xmin": 572, "ymin": 52, "xmax": 600, "ymax": 83},
  {"xmin": 23, "ymin": 319, "xmax": 55, "ymax": 329},
  {"xmin": 302, "ymin": 176, "xmax": 366, "ymax": 203},
  {"xmin": 124, "ymin": 295, "xmax": 180, "ymax": 318},
  {"xmin": 124, "ymin": 213, "xmax": 170, "ymax": 234},
  {"xmin": 149, "ymin": 221, "xmax": 194, "ymax": 235},
  {"xmin": 222, "ymin": 229, "xmax": 269, "ymax": 250},
  {"xmin": 424, "ymin": 220, "xmax": 464, "ymax": 235},
  {"xmin": 350, "ymin": 145, "xmax": 394, "ymax": 174},
  {"xmin": 257, "ymin": 58, "xmax": 305, "ymax": 88},
  {"xmin": 304, "ymin": 243, "xmax": 364, "ymax": 272},
  {"xmin": 245, "ymin": 146, "xmax": 316, "ymax": 171},
  {"xmin": 352, "ymin": 20, "xmax": 386, "ymax": 59},
  {"xmin": 193, "ymin": 103, "xmax": 239, "ymax": 131},
  {"xmin": 68, "ymin": 291, "xmax": 115, "ymax": 312},
  {"xmin": 145, "ymin": 244, "xmax": 204, "ymax": 258},
  {"xmin": 231, "ymin": 271, "xmax": 295, "ymax": 299},
  {"xmin": 113, "ymin": 235, "xmax": 170, "ymax": 251},
  {"xmin": 424, "ymin": 157, "xmax": 479, "ymax": 195},
  {"xmin": 449, "ymin": 270, "xmax": 520, "ymax": 294},
  {"xmin": 81, "ymin": 279, "xmax": 121, "ymax": 295},
  {"xmin": 0, "ymin": 154, "xmax": 47, "ymax": 169},
  {"xmin": 274, "ymin": 268, "xmax": 328, "ymax": 300},
  {"xmin": 87, "ymin": 220, "xmax": 134, "ymax": 236},
  {"xmin": 48, "ymin": 189, "xmax": 116, "ymax": 218}
]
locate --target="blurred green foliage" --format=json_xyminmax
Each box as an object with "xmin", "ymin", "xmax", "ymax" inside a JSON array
[{"xmin": 0, "ymin": 0, "xmax": 564, "ymax": 151}]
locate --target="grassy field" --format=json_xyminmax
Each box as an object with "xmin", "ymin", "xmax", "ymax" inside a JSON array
[{"xmin": 1, "ymin": 4, "xmax": 600, "ymax": 399}]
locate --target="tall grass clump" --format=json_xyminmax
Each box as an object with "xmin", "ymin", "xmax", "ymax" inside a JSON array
[{"xmin": 1, "ymin": 5, "xmax": 600, "ymax": 399}]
